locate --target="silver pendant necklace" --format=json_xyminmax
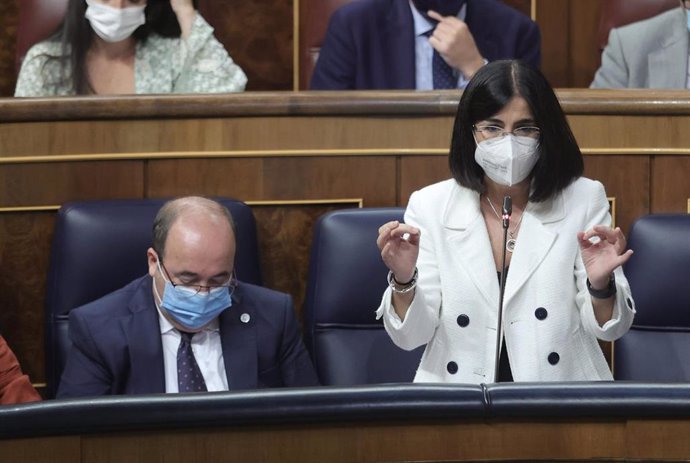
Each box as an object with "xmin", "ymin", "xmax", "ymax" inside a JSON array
[{"xmin": 485, "ymin": 195, "xmax": 524, "ymax": 253}]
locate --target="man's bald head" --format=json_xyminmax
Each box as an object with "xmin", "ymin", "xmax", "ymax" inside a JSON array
[{"xmin": 152, "ymin": 197, "xmax": 235, "ymax": 260}]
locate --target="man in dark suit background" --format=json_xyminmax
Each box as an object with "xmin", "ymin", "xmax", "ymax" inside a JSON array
[
  {"xmin": 57, "ymin": 197, "xmax": 319, "ymax": 398},
  {"xmin": 310, "ymin": 0, "xmax": 541, "ymax": 90}
]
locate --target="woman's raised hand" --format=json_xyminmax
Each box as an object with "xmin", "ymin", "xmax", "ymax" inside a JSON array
[
  {"xmin": 377, "ymin": 221, "xmax": 420, "ymax": 283},
  {"xmin": 577, "ymin": 225, "xmax": 633, "ymax": 290}
]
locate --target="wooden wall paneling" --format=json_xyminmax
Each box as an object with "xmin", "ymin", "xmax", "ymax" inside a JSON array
[
  {"xmin": 0, "ymin": 119, "xmax": 221, "ymax": 158},
  {"xmin": 146, "ymin": 158, "xmax": 265, "ymax": 199},
  {"xmin": 0, "ymin": 211, "xmax": 55, "ymax": 384},
  {"xmin": 251, "ymin": 201, "xmax": 361, "ymax": 318},
  {"xmin": 0, "ymin": 1, "xmax": 18, "ymax": 97},
  {"xmin": 651, "ymin": 156, "xmax": 690, "ymax": 213},
  {"xmin": 535, "ymin": 0, "xmax": 570, "ymax": 88},
  {"xmin": 0, "ymin": 161, "xmax": 145, "ymax": 207},
  {"xmin": 568, "ymin": 0, "xmax": 602, "ymax": 88},
  {"xmin": 259, "ymin": 157, "xmax": 396, "ymax": 205},
  {"xmin": 146, "ymin": 157, "xmax": 397, "ymax": 204},
  {"xmin": 71, "ymin": 420, "xmax": 630, "ymax": 462},
  {"xmin": 0, "ymin": 116, "xmax": 453, "ymax": 156},
  {"xmin": 0, "ymin": 436, "xmax": 81, "ymax": 463},
  {"xmin": 198, "ymin": 0, "xmax": 294, "ymax": 91},
  {"xmin": 583, "ymin": 156, "xmax": 650, "ymax": 235},
  {"xmin": 10, "ymin": 418, "xmax": 690, "ymax": 462},
  {"xmin": 399, "ymin": 155, "xmax": 449, "ymax": 205},
  {"xmin": 626, "ymin": 420, "xmax": 690, "ymax": 459}
]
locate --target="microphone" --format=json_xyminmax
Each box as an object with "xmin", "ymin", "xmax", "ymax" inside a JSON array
[
  {"xmin": 502, "ymin": 196, "xmax": 512, "ymax": 229},
  {"xmin": 493, "ymin": 195, "xmax": 511, "ymax": 382}
]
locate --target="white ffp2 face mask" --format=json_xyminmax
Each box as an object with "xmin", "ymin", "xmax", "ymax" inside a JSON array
[
  {"xmin": 474, "ymin": 135, "xmax": 539, "ymax": 187},
  {"xmin": 85, "ymin": 0, "xmax": 146, "ymax": 43}
]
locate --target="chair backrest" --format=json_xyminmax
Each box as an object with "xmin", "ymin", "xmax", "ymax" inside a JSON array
[
  {"xmin": 614, "ymin": 214, "xmax": 690, "ymax": 381},
  {"xmin": 297, "ymin": 0, "xmax": 354, "ymax": 89},
  {"xmin": 303, "ymin": 208, "xmax": 424, "ymax": 386},
  {"xmin": 597, "ymin": 0, "xmax": 680, "ymax": 50},
  {"xmin": 16, "ymin": 0, "xmax": 69, "ymax": 72},
  {"xmin": 44, "ymin": 198, "xmax": 262, "ymax": 398}
]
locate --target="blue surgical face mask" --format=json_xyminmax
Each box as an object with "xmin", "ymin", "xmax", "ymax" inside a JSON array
[{"xmin": 153, "ymin": 260, "xmax": 233, "ymax": 330}]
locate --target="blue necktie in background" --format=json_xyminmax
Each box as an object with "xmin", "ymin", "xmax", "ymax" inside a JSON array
[
  {"xmin": 425, "ymin": 29, "xmax": 458, "ymax": 89},
  {"xmin": 177, "ymin": 331, "xmax": 208, "ymax": 393}
]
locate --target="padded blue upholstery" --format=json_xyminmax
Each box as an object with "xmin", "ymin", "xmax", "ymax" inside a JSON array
[
  {"xmin": 44, "ymin": 199, "xmax": 262, "ymax": 398},
  {"xmin": 303, "ymin": 208, "xmax": 423, "ymax": 386},
  {"xmin": 7, "ymin": 383, "xmax": 690, "ymax": 439},
  {"xmin": 614, "ymin": 214, "xmax": 690, "ymax": 381}
]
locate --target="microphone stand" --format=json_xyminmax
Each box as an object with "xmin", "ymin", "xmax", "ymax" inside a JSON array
[{"xmin": 493, "ymin": 196, "xmax": 511, "ymax": 382}]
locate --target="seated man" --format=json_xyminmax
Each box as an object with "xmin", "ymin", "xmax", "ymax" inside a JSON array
[
  {"xmin": 0, "ymin": 333, "xmax": 42, "ymax": 404},
  {"xmin": 591, "ymin": 1, "xmax": 689, "ymax": 88},
  {"xmin": 58, "ymin": 197, "xmax": 319, "ymax": 397},
  {"xmin": 310, "ymin": 0, "xmax": 541, "ymax": 90}
]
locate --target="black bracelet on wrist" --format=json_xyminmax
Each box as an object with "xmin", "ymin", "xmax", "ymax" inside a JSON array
[
  {"xmin": 587, "ymin": 274, "xmax": 617, "ymax": 299},
  {"xmin": 393, "ymin": 271, "xmax": 416, "ymax": 286},
  {"xmin": 388, "ymin": 268, "xmax": 418, "ymax": 294}
]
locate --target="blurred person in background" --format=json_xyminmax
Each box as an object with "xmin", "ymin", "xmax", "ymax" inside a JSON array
[{"xmin": 15, "ymin": 0, "xmax": 247, "ymax": 96}]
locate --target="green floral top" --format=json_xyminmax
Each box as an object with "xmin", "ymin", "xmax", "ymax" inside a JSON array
[{"xmin": 15, "ymin": 14, "xmax": 247, "ymax": 96}]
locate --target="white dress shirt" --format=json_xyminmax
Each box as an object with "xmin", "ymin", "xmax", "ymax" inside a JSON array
[
  {"xmin": 157, "ymin": 306, "xmax": 229, "ymax": 393},
  {"xmin": 409, "ymin": 1, "xmax": 472, "ymax": 90}
]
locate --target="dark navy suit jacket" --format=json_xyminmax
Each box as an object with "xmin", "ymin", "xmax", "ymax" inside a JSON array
[
  {"xmin": 310, "ymin": 0, "xmax": 541, "ymax": 90},
  {"xmin": 57, "ymin": 276, "xmax": 319, "ymax": 397}
]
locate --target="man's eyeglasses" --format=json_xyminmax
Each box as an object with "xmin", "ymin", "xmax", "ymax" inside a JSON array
[
  {"xmin": 473, "ymin": 124, "xmax": 541, "ymax": 140},
  {"xmin": 159, "ymin": 260, "xmax": 237, "ymax": 298}
]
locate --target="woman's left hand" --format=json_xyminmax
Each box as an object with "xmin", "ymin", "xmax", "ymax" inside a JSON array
[
  {"xmin": 577, "ymin": 225, "xmax": 633, "ymax": 290},
  {"xmin": 169, "ymin": 0, "xmax": 196, "ymax": 38}
]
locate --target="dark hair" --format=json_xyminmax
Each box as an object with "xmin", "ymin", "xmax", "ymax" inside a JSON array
[
  {"xmin": 43, "ymin": 0, "xmax": 197, "ymax": 94},
  {"xmin": 152, "ymin": 197, "xmax": 235, "ymax": 260},
  {"xmin": 449, "ymin": 60, "xmax": 584, "ymax": 202}
]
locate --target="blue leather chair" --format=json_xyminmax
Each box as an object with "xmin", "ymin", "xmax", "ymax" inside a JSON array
[
  {"xmin": 614, "ymin": 214, "xmax": 690, "ymax": 381},
  {"xmin": 44, "ymin": 198, "xmax": 262, "ymax": 398},
  {"xmin": 303, "ymin": 208, "xmax": 424, "ymax": 386}
]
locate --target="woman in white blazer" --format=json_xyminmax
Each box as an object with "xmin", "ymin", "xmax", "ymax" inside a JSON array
[{"xmin": 376, "ymin": 60, "xmax": 636, "ymax": 384}]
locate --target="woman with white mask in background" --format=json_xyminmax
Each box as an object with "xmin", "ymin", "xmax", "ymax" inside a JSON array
[
  {"xmin": 376, "ymin": 60, "xmax": 636, "ymax": 384},
  {"xmin": 15, "ymin": 0, "xmax": 247, "ymax": 96}
]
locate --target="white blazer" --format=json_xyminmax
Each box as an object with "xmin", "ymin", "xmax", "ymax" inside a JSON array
[{"xmin": 377, "ymin": 178, "xmax": 636, "ymax": 383}]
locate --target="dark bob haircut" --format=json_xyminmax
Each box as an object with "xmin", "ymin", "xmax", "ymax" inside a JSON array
[
  {"xmin": 449, "ymin": 60, "xmax": 584, "ymax": 202},
  {"xmin": 45, "ymin": 0, "xmax": 198, "ymax": 95}
]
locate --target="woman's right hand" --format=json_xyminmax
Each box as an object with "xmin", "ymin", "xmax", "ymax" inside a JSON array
[{"xmin": 377, "ymin": 221, "xmax": 420, "ymax": 283}]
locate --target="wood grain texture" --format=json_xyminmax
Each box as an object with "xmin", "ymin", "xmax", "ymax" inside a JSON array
[
  {"xmin": 0, "ymin": 1, "xmax": 18, "ymax": 97},
  {"xmin": 198, "ymin": 0, "xmax": 293, "ymax": 91},
  {"xmin": 651, "ymin": 157, "xmax": 690, "ymax": 213},
  {"xmin": 0, "ymin": 436, "xmax": 81, "ymax": 463},
  {"xmin": 7, "ymin": 90, "xmax": 690, "ymax": 124},
  {"xmin": 400, "ymin": 155, "xmax": 450, "ymax": 204},
  {"xmin": 0, "ymin": 162, "xmax": 144, "ymax": 207},
  {"xmin": 0, "ymin": 212, "xmax": 54, "ymax": 383},
  {"xmin": 568, "ymin": 0, "xmax": 603, "ymax": 88},
  {"xmin": 583, "ymin": 156, "xmax": 650, "ymax": 235},
  {"xmin": 7, "ymin": 417, "xmax": 690, "ymax": 462},
  {"xmin": 252, "ymin": 202, "xmax": 360, "ymax": 319}
]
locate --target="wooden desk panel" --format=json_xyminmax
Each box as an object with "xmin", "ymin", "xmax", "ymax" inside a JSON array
[{"xmin": 7, "ymin": 418, "xmax": 690, "ymax": 462}]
